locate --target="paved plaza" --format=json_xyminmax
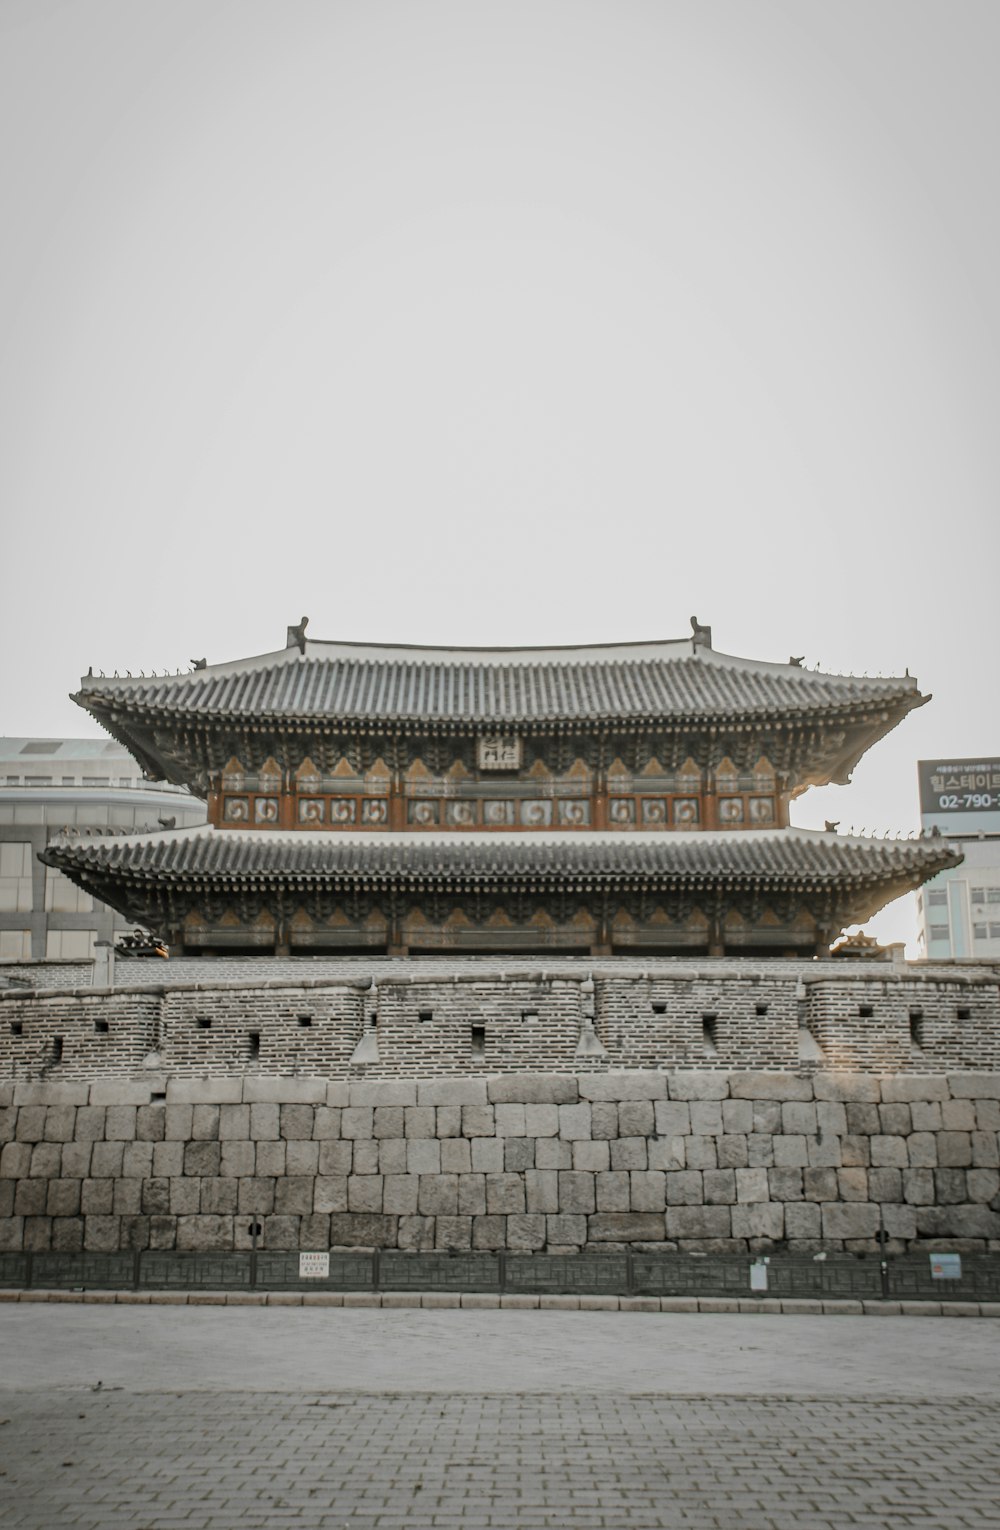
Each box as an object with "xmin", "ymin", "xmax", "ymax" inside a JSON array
[{"xmin": 1, "ymin": 1308, "xmax": 998, "ymax": 1528}]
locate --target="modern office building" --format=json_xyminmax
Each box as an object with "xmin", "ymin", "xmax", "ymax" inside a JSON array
[
  {"xmin": 915, "ymin": 757, "xmax": 1000, "ymax": 959},
  {"xmin": 0, "ymin": 738, "xmax": 205, "ymax": 968}
]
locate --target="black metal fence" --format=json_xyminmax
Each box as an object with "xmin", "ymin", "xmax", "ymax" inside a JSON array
[{"xmin": 1, "ymin": 1249, "xmax": 997, "ymax": 1302}]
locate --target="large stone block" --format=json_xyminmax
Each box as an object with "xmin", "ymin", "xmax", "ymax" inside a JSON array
[
  {"xmin": 0, "ymin": 1217, "xmax": 24, "ymax": 1251},
  {"xmin": 218, "ymin": 1105, "xmax": 250, "ymax": 1140},
  {"xmin": 948, "ymin": 1073, "xmax": 1000, "ymax": 1100},
  {"xmin": 525, "ymin": 1169, "xmax": 559, "ymax": 1214},
  {"xmin": 285, "ymin": 1140, "xmax": 319, "ymax": 1176},
  {"xmin": 190, "ymin": 1104, "xmax": 220, "ymax": 1142},
  {"xmin": 256, "ymin": 1140, "xmax": 287, "ymax": 1177},
  {"xmin": 870, "ymin": 1136, "xmax": 908, "ymax": 1169},
  {"xmin": 1, "ymin": 1141, "xmax": 31, "ymax": 1178},
  {"xmin": 14, "ymin": 1107, "xmax": 46, "ymax": 1143},
  {"xmin": 183, "ymin": 1141, "xmax": 220, "ymax": 1177},
  {"xmin": 487, "ymin": 1075, "xmax": 578, "ymax": 1105},
  {"xmin": 164, "ymin": 1078, "xmax": 242, "ymax": 1105},
  {"xmin": 784, "ymin": 1202, "xmax": 820, "ymax": 1238},
  {"xmin": 507, "ymin": 1213, "xmax": 546, "ymax": 1250},
  {"xmin": 594, "ymin": 1170, "xmax": 630, "ymax": 1212},
  {"xmin": 579, "ymin": 1073, "xmax": 666, "ymax": 1102},
  {"xmin": 28, "ymin": 1142, "xmax": 61, "ymax": 1178},
  {"xmin": 747, "ymin": 1136, "xmax": 774, "ymax": 1169},
  {"xmin": 768, "ymin": 1168, "xmax": 804, "ymax": 1201},
  {"xmin": 524, "ymin": 1104, "xmax": 559, "ymax": 1138},
  {"xmin": 471, "ymin": 1214, "xmax": 507, "ymax": 1249},
  {"xmin": 629, "ymin": 1170, "xmax": 666, "ymax": 1212},
  {"xmin": 880, "ymin": 1075, "xmax": 951, "ymax": 1103},
  {"xmin": 544, "ymin": 1213, "xmax": 586, "ymax": 1245},
  {"xmin": 280, "ymin": 1104, "xmax": 315, "ymax": 1141},
  {"xmin": 812, "ymin": 1072, "xmax": 880, "ymax": 1103},
  {"xmin": 665, "ymin": 1170, "xmax": 703, "ymax": 1206},
  {"xmin": 383, "ymin": 1175, "xmax": 419, "ymax": 1214},
  {"xmin": 916, "ymin": 1205, "xmax": 1000, "ymax": 1239},
  {"xmin": 90, "ymin": 1141, "xmax": 124, "ymax": 1178},
  {"xmin": 557, "ymin": 1103, "xmax": 592, "ymax": 1140},
  {"xmin": 938, "ymin": 1132, "xmax": 973, "ymax": 1168},
  {"xmin": 61, "ymin": 1143, "xmax": 92, "ymax": 1179},
  {"xmin": 715, "ymin": 1134, "xmax": 749, "ymax": 1169},
  {"xmin": 122, "ymin": 1142, "xmax": 154, "ymax": 1178},
  {"xmin": 318, "ymin": 1140, "xmax": 352, "ymax": 1176},
  {"xmin": 83, "ymin": 1215, "xmax": 121, "ymax": 1251},
  {"xmin": 90, "ymin": 1081, "xmax": 154, "ymax": 1106},
  {"xmin": 42, "ymin": 1106, "xmax": 77, "ymax": 1142},
  {"xmin": 397, "ymin": 1215, "xmax": 435, "ymax": 1252},
  {"xmin": 458, "ymin": 1173, "xmax": 487, "ymax": 1215},
  {"xmin": 313, "ymin": 1107, "xmax": 342, "ymax": 1140},
  {"xmin": 571, "ymin": 1140, "xmax": 609, "ymax": 1173},
  {"xmin": 242, "ymin": 1077, "xmax": 325, "ymax": 1104},
  {"xmin": 654, "ymin": 1101, "xmax": 692, "ymax": 1136},
  {"xmin": 835, "ymin": 1168, "xmax": 868, "ymax": 1202},
  {"xmin": 907, "ymin": 1133, "xmax": 938, "ymax": 1167},
  {"xmin": 419, "ymin": 1078, "xmax": 488, "ymax": 1106},
  {"xmin": 731, "ymin": 1203, "xmax": 783, "ymax": 1240},
  {"xmin": 941, "ymin": 1099, "xmax": 976, "ymax": 1130},
  {"xmin": 200, "ymin": 1178, "xmax": 237, "ymax": 1215},
  {"xmin": 933, "ymin": 1168, "xmax": 967, "ymax": 1204},
  {"xmin": 590, "ymin": 1102, "xmax": 618, "ymax": 1140},
  {"xmin": 802, "ymin": 1168, "xmax": 837, "ymax": 1202},
  {"xmin": 81, "ymin": 1178, "xmax": 114, "ymax": 1215},
  {"xmin": 313, "ymin": 1176, "xmax": 348, "ymax": 1214},
  {"xmin": 349, "ymin": 1080, "xmax": 417, "ymax": 1106},
  {"xmin": 487, "ymin": 1172, "xmax": 527, "ymax": 1214},
  {"xmin": 164, "ymin": 1105, "xmax": 193, "ymax": 1141},
  {"xmin": 104, "ymin": 1107, "xmax": 137, "ymax": 1142},
  {"xmin": 470, "ymin": 1137, "xmax": 504, "ymax": 1172},
  {"xmin": 967, "ymin": 1168, "xmax": 1000, "ymax": 1203},
  {"xmin": 685, "ymin": 1137, "xmax": 718, "ymax": 1171},
  {"xmin": 504, "ymin": 1137, "xmax": 535, "ymax": 1172},
  {"xmin": 14, "ymin": 1081, "xmax": 89, "ymax": 1106},
  {"xmin": 493, "ymin": 1104, "xmax": 527, "ymax": 1138},
  {"xmin": 972, "ymin": 1131, "xmax": 1000, "ymax": 1167},
  {"xmin": 435, "ymin": 1106, "xmax": 461, "ymax": 1138},
  {"xmin": 404, "ymin": 1107, "xmax": 436, "ymax": 1138},
  {"xmin": 46, "ymin": 1180, "xmax": 81, "ymax": 1217},
  {"xmin": 407, "ymin": 1138, "xmax": 441, "ymax": 1175},
  {"xmin": 141, "ymin": 1178, "xmax": 171, "ymax": 1216},
  {"xmin": 534, "ymin": 1137, "xmax": 572, "ymax": 1170},
  {"xmin": 666, "ymin": 1206, "xmax": 730, "ymax": 1239},
  {"xmin": 730, "ymin": 1073, "xmax": 813, "ymax": 1101},
  {"xmin": 773, "ymin": 1136, "xmax": 808, "ymax": 1169},
  {"xmin": 328, "ymin": 1213, "xmax": 398, "ymax": 1247},
  {"xmin": 735, "ymin": 1168, "xmax": 769, "ymax": 1203},
  {"xmin": 73, "ymin": 1107, "xmax": 106, "ymax": 1143},
  {"xmin": 781, "ymin": 1102, "xmax": 817, "ymax": 1135},
  {"xmin": 418, "ymin": 1174, "xmax": 459, "ymax": 1216},
  {"xmin": 440, "ymin": 1137, "xmax": 471, "ymax": 1173},
  {"xmin": 609, "ymin": 1137, "xmax": 647, "ymax": 1171},
  {"xmin": 648, "ymin": 1136, "xmax": 686, "ymax": 1171},
  {"xmin": 23, "ymin": 1215, "xmax": 52, "ymax": 1251},
  {"xmin": 175, "ymin": 1215, "xmax": 234, "ymax": 1250},
  {"xmin": 590, "ymin": 1212, "xmax": 664, "ymax": 1242},
  {"xmin": 868, "ymin": 1168, "xmax": 902, "ymax": 1202},
  {"xmin": 169, "ymin": 1177, "xmax": 201, "ymax": 1215},
  {"xmin": 878, "ymin": 1104, "xmax": 911, "ymax": 1135},
  {"xmin": 821, "ymin": 1203, "xmax": 880, "ymax": 1239},
  {"xmin": 667, "ymin": 1074, "xmax": 729, "ymax": 1102},
  {"xmin": 461, "ymin": 1105, "xmax": 495, "ymax": 1137},
  {"xmin": 619, "ymin": 1101, "xmax": 655, "ymax": 1137},
  {"xmin": 435, "ymin": 1215, "xmax": 473, "ymax": 1250},
  {"xmin": 51, "ymin": 1217, "xmax": 84, "ymax": 1252},
  {"xmin": 345, "ymin": 1176, "xmax": 382, "ymax": 1214}
]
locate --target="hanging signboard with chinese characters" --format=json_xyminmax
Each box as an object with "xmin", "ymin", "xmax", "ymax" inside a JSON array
[
  {"xmin": 478, "ymin": 735, "xmax": 522, "ymax": 771},
  {"xmin": 919, "ymin": 759, "xmax": 1000, "ymax": 816}
]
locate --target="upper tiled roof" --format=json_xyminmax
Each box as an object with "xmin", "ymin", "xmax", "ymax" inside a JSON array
[
  {"xmin": 74, "ymin": 635, "xmax": 926, "ymax": 732},
  {"xmin": 41, "ymin": 824, "xmax": 959, "ymax": 893}
]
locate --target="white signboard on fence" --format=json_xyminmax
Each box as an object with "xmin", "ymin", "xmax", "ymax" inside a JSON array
[{"xmin": 299, "ymin": 1252, "xmax": 330, "ymax": 1279}]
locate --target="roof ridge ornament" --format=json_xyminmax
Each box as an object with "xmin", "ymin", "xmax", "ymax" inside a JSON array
[
  {"xmin": 690, "ymin": 616, "xmax": 712, "ymax": 649},
  {"xmin": 287, "ymin": 616, "xmax": 309, "ymax": 654}
]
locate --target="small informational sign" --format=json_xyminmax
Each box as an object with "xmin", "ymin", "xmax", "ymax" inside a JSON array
[
  {"xmin": 299, "ymin": 1251, "xmax": 330, "ymax": 1279},
  {"xmin": 930, "ymin": 1253, "xmax": 962, "ymax": 1281},
  {"xmin": 918, "ymin": 759, "xmax": 1000, "ymax": 816},
  {"xmin": 478, "ymin": 735, "xmax": 522, "ymax": 771},
  {"xmin": 749, "ymin": 1259, "xmax": 769, "ymax": 1292}
]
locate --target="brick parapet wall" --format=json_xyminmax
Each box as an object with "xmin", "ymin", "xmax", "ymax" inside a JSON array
[
  {"xmin": 2, "ymin": 1070, "xmax": 998, "ymax": 1259},
  {"xmin": 2, "ymin": 965, "xmax": 999, "ymax": 1079}
]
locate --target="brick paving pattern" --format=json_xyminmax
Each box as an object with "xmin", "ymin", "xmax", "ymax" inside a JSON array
[{"xmin": 2, "ymin": 1390, "xmax": 999, "ymax": 1529}]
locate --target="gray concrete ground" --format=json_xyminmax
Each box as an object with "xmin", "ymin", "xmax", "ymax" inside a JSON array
[{"xmin": 1, "ymin": 1309, "xmax": 998, "ymax": 1528}]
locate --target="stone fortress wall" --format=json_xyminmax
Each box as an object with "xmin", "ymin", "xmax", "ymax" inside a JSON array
[{"xmin": 1, "ymin": 959, "xmax": 998, "ymax": 1260}]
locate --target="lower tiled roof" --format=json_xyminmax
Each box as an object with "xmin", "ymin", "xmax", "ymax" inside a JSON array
[{"xmin": 41, "ymin": 825, "xmax": 960, "ymax": 893}]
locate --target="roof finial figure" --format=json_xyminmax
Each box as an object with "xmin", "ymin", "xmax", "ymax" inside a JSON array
[
  {"xmin": 824, "ymin": 820, "xmax": 839, "ymax": 833},
  {"xmin": 789, "ymin": 655, "xmax": 804, "ymax": 667},
  {"xmin": 287, "ymin": 615, "xmax": 309, "ymax": 654},
  {"xmin": 690, "ymin": 616, "xmax": 712, "ymax": 649},
  {"xmin": 190, "ymin": 658, "xmax": 207, "ymax": 671}
]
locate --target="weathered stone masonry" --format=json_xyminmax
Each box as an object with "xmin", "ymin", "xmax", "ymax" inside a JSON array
[{"xmin": 2, "ymin": 1069, "xmax": 999, "ymax": 1259}]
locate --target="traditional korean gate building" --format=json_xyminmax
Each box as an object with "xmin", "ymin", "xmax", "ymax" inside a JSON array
[{"xmin": 43, "ymin": 621, "xmax": 959, "ymax": 959}]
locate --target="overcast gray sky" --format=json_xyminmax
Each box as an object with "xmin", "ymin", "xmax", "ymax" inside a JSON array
[{"xmin": 2, "ymin": 1, "xmax": 998, "ymax": 949}]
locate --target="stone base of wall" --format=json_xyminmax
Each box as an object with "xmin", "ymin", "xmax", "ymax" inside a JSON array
[{"xmin": 2, "ymin": 1071, "xmax": 999, "ymax": 1256}]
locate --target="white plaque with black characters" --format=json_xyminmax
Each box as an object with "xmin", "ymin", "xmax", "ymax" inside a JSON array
[{"xmin": 477, "ymin": 735, "xmax": 522, "ymax": 771}]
